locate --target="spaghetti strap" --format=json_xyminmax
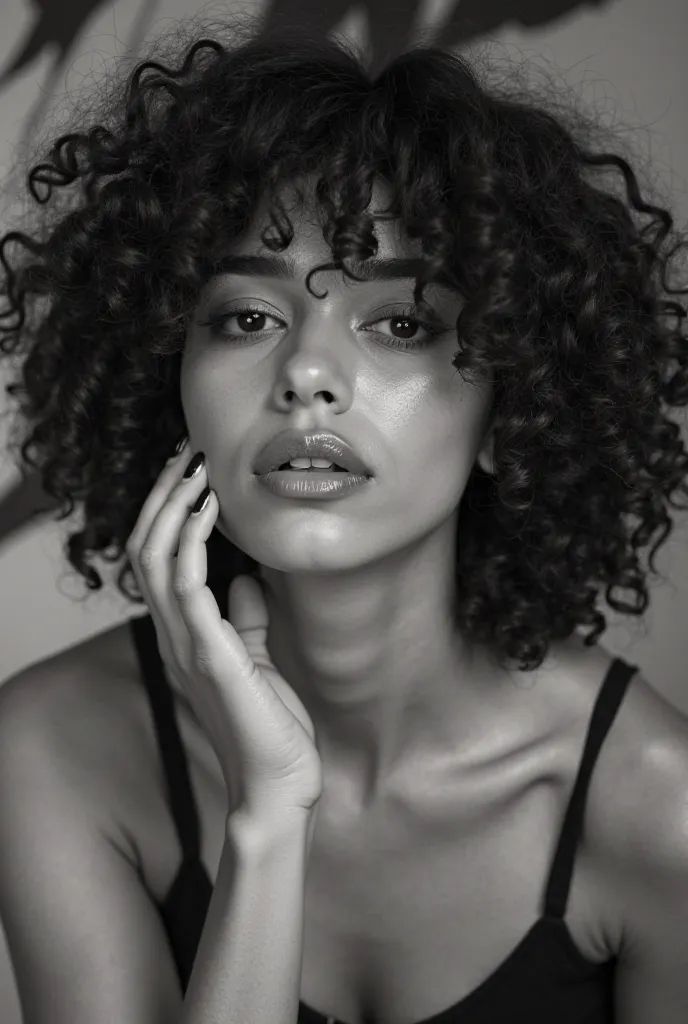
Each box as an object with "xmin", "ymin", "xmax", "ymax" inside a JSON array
[
  {"xmin": 130, "ymin": 613, "xmax": 203, "ymax": 863},
  {"xmin": 127, "ymin": 614, "xmax": 631, "ymax": 1015},
  {"xmin": 543, "ymin": 656, "xmax": 638, "ymax": 919}
]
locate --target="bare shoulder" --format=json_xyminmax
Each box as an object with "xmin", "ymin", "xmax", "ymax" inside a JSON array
[
  {"xmin": 577, "ymin": 648, "xmax": 688, "ymax": 849},
  {"xmin": 564, "ymin": 642, "xmax": 688, "ymax": 949},
  {"xmin": 0, "ymin": 617, "xmax": 154, "ymax": 849},
  {"xmin": 0, "ymin": 620, "xmax": 188, "ymax": 1021},
  {"xmin": 0, "ymin": 616, "xmax": 147, "ymax": 743}
]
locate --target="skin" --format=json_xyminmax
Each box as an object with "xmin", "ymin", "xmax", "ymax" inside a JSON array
[{"xmin": 180, "ymin": 175, "xmax": 504, "ymax": 808}]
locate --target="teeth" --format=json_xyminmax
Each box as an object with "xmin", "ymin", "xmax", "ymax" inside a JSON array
[
  {"xmin": 277, "ymin": 457, "xmax": 349, "ymax": 472},
  {"xmin": 288, "ymin": 457, "xmax": 336, "ymax": 469}
]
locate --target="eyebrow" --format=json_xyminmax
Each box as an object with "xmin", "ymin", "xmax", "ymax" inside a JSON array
[{"xmin": 208, "ymin": 253, "xmax": 435, "ymax": 283}]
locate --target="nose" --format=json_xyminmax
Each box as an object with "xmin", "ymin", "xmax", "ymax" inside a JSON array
[{"xmin": 271, "ymin": 348, "xmax": 354, "ymax": 414}]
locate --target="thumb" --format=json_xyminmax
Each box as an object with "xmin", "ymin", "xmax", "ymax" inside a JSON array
[{"xmin": 227, "ymin": 573, "xmax": 269, "ymax": 661}]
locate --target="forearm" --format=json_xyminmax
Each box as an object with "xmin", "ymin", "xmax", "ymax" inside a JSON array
[{"xmin": 180, "ymin": 810, "xmax": 313, "ymax": 1024}]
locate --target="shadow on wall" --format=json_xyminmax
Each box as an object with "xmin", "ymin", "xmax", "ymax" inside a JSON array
[{"xmin": 0, "ymin": 0, "xmax": 612, "ymax": 552}]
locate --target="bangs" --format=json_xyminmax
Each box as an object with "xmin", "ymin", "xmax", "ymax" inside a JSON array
[{"xmin": 193, "ymin": 44, "xmax": 482, "ymax": 338}]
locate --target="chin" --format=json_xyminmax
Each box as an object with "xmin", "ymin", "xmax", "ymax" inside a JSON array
[{"xmin": 248, "ymin": 546, "xmax": 368, "ymax": 576}]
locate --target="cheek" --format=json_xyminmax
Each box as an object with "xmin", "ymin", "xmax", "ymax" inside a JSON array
[
  {"xmin": 180, "ymin": 360, "xmax": 250, "ymax": 446},
  {"xmin": 393, "ymin": 405, "xmax": 486, "ymax": 515},
  {"xmin": 405, "ymin": 447, "xmax": 474, "ymax": 526},
  {"xmin": 390, "ymin": 386, "xmax": 479, "ymax": 473}
]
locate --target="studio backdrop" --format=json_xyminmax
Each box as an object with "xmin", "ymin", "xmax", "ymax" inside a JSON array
[{"xmin": 0, "ymin": 1, "xmax": 686, "ymax": 1021}]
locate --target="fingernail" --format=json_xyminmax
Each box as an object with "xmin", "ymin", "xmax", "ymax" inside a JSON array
[
  {"xmin": 183, "ymin": 451, "xmax": 205, "ymax": 480},
  {"xmin": 167, "ymin": 436, "xmax": 188, "ymax": 462},
  {"xmin": 191, "ymin": 486, "xmax": 211, "ymax": 515}
]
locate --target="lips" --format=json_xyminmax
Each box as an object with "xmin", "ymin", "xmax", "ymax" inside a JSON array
[{"xmin": 253, "ymin": 430, "xmax": 372, "ymax": 477}]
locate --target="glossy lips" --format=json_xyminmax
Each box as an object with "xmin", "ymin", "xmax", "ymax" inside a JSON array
[
  {"xmin": 255, "ymin": 468, "xmax": 371, "ymax": 500},
  {"xmin": 253, "ymin": 430, "xmax": 372, "ymax": 477}
]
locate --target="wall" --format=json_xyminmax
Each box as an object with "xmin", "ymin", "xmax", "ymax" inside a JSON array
[{"xmin": 0, "ymin": 0, "xmax": 686, "ymax": 1020}]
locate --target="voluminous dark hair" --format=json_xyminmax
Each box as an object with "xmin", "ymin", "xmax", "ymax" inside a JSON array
[{"xmin": 2, "ymin": 11, "xmax": 687, "ymax": 672}]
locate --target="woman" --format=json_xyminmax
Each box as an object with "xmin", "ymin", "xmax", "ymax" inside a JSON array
[{"xmin": 1, "ymin": 12, "xmax": 688, "ymax": 1024}]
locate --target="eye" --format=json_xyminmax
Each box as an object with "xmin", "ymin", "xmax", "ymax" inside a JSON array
[
  {"xmin": 197, "ymin": 303, "xmax": 451, "ymax": 350},
  {"xmin": 198, "ymin": 305, "xmax": 281, "ymax": 340},
  {"xmin": 363, "ymin": 307, "xmax": 450, "ymax": 349}
]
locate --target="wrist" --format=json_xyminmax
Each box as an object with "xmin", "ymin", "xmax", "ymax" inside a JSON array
[{"xmin": 226, "ymin": 805, "xmax": 313, "ymax": 853}]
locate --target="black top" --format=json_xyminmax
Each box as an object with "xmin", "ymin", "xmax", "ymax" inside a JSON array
[{"xmin": 130, "ymin": 612, "xmax": 638, "ymax": 1023}]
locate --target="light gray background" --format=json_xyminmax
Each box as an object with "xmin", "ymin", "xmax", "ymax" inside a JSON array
[{"xmin": 0, "ymin": 0, "xmax": 687, "ymax": 1020}]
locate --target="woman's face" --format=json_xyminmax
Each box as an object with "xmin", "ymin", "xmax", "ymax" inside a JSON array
[{"xmin": 181, "ymin": 178, "xmax": 495, "ymax": 575}]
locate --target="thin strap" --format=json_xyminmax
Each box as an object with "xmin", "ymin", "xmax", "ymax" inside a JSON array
[
  {"xmin": 543, "ymin": 657, "xmax": 638, "ymax": 918},
  {"xmin": 130, "ymin": 614, "xmax": 202, "ymax": 862}
]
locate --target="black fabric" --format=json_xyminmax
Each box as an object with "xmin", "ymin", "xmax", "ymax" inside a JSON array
[{"xmin": 131, "ymin": 612, "xmax": 637, "ymax": 1023}]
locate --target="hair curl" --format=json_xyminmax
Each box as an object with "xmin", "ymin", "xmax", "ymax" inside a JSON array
[{"xmin": 2, "ymin": 11, "xmax": 688, "ymax": 673}]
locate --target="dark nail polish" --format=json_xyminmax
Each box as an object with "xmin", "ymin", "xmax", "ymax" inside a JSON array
[
  {"xmin": 174, "ymin": 436, "xmax": 188, "ymax": 456},
  {"xmin": 191, "ymin": 486, "xmax": 211, "ymax": 515},
  {"xmin": 183, "ymin": 451, "xmax": 205, "ymax": 480}
]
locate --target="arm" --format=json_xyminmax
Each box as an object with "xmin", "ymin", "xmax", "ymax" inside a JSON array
[
  {"xmin": 612, "ymin": 698, "xmax": 688, "ymax": 1022},
  {"xmin": 0, "ymin": 667, "xmax": 313, "ymax": 1024},
  {"xmin": 182, "ymin": 810, "xmax": 312, "ymax": 1024},
  {"xmin": 0, "ymin": 672, "xmax": 183, "ymax": 1024}
]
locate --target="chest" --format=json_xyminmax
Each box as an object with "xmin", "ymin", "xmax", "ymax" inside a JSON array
[
  {"xmin": 130, "ymin": 715, "xmax": 613, "ymax": 1024},
  {"xmin": 297, "ymin": 768, "xmax": 607, "ymax": 1024}
]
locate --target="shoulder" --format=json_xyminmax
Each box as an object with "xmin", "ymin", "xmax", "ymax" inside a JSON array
[
  {"xmin": 0, "ymin": 616, "xmax": 145, "ymax": 739},
  {"xmin": 580, "ymin": 651, "xmax": 688, "ymax": 855},
  {"xmin": 0, "ymin": 617, "xmax": 153, "ymax": 838},
  {"xmin": 567, "ymin": 645, "xmax": 688, "ymax": 956},
  {"xmin": 0, "ymin": 622, "xmax": 187, "ymax": 1022}
]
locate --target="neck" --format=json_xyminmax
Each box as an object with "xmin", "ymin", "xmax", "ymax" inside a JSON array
[{"xmin": 258, "ymin": 519, "xmax": 492, "ymax": 806}]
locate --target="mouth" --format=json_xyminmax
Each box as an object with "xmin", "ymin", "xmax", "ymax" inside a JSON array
[
  {"xmin": 253, "ymin": 431, "xmax": 372, "ymax": 477},
  {"xmin": 255, "ymin": 460, "xmax": 372, "ymax": 500},
  {"xmin": 275, "ymin": 462, "xmax": 350, "ymax": 473}
]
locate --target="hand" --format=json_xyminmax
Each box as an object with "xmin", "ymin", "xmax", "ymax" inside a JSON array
[{"xmin": 125, "ymin": 441, "xmax": 323, "ymax": 821}]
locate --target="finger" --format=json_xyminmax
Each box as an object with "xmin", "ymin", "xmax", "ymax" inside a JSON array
[
  {"xmin": 227, "ymin": 575, "xmax": 270, "ymax": 665},
  {"xmin": 173, "ymin": 498, "xmax": 258, "ymax": 682},
  {"xmin": 130, "ymin": 448, "xmax": 209, "ymax": 663},
  {"xmin": 173, "ymin": 506, "xmax": 294, "ymax": 737},
  {"xmin": 126, "ymin": 441, "xmax": 195, "ymax": 561},
  {"xmin": 136, "ymin": 450, "xmax": 208, "ymax": 596}
]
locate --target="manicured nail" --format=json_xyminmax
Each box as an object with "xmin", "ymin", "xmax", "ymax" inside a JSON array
[
  {"xmin": 167, "ymin": 436, "xmax": 188, "ymax": 462},
  {"xmin": 183, "ymin": 451, "xmax": 205, "ymax": 480},
  {"xmin": 191, "ymin": 486, "xmax": 211, "ymax": 515}
]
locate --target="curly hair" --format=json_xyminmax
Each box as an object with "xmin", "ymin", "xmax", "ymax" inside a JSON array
[{"xmin": 1, "ymin": 10, "xmax": 687, "ymax": 673}]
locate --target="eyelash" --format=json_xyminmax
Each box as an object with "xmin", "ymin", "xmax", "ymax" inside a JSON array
[{"xmin": 198, "ymin": 303, "xmax": 449, "ymax": 350}]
